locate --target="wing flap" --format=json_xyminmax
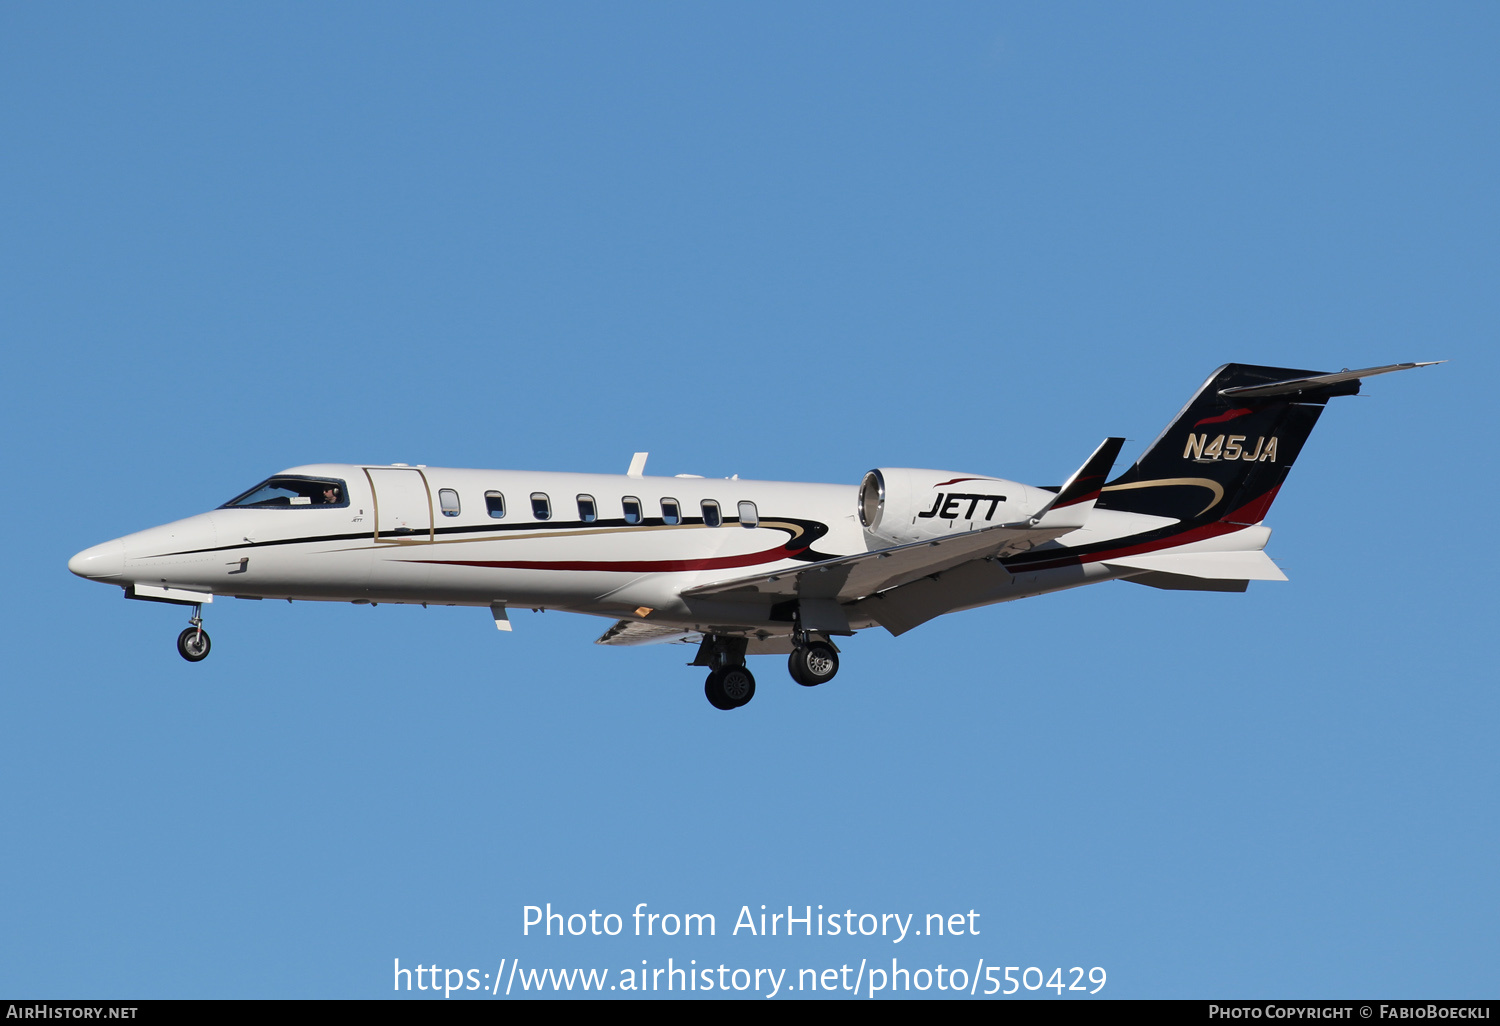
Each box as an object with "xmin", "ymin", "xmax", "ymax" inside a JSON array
[{"xmin": 595, "ymin": 620, "xmax": 703, "ymax": 647}]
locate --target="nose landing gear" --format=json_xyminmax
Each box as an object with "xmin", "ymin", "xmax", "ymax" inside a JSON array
[{"xmin": 176, "ymin": 605, "xmax": 211, "ymax": 662}]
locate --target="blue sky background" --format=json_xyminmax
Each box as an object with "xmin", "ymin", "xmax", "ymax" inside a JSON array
[{"xmin": 2, "ymin": 2, "xmax": 1494, "ymax": 999}]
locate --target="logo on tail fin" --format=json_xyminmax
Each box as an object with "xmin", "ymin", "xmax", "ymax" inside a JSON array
[{"xmin": 1193, "ymin": 407, "xmax": 1253, "ymax": 428}]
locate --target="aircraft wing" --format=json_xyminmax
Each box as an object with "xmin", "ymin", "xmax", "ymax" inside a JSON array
[
  {"xmin": 684, "ymin": 438, "xmax": 1125, "ymax": 606},
  {"xmin": 680, "ymin": 520, "xmax": 1057, "ymax": 605}
]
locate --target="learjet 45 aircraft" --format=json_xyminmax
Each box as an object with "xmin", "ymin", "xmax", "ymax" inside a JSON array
[{"xmin": 70, "ymin": 362, "xmax": 1437, "ymax": 710}]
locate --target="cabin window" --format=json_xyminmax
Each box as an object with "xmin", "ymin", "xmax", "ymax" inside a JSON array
[
  {"xmin": 531, "ymin": 492, "xmax": 552, "ymax": 521},
  {"xmin": 622, "ymin": 496, "xmax": 642, "ymax": 525},
  {"xmin": 661, "ymin": 498, "xmax": 681, "ymax": 525},
  {"xmin": 221, "ymin": 476, "xmax": 348, "ymax": 509},
  {"xmin": 484, "ymin": 491, "xmax": 506, "ymax": 518},
  {"xmin": 577, "ymin": 494, "xmax": 597, "ymax": 522},
  {"xmin": 438, "ymin": 488, "xmax": 461, "ymax": 517},
  {"xmin": 701, "ymin": 500, "xmax": 721, "ymax": 527},
  {"xmin": 737, "ymin": 500, "xmax": 758, "ymax": 528}
]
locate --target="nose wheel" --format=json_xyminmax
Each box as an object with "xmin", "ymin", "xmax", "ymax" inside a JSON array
[{"xmin": 176, "ymin": 605, "xmax": 211, "ymax": 662}]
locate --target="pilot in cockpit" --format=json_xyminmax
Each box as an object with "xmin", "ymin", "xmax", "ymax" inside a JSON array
[{"xmin": 319, "ymin": 484, "xmax": 342, "ymax": 504}]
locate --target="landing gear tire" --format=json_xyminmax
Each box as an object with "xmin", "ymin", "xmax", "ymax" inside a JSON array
[
  {"xmin": 177, "ymin": 626, "xmax": 211, "ymax": 662},
  {"xmin": 788, "ymin": 641, "xmax": 838, "ymax": 687},
  {"xmin": 705, "ymin": 666, "xmax": 756, "ymax": 710}
]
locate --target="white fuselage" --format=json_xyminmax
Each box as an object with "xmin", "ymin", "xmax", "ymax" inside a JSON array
[
  {"xmin": 67, "ymin": 360, "xmax": 1432, "ymax": 701},
  {"xmin": 69, "ymin": 461, "xmax": 1206, "ymax": 636}
]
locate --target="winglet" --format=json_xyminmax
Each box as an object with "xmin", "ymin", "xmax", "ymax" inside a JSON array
[{"xmin": 1030, "ymin": 437, "xmax": 1126, "ymax": 529}]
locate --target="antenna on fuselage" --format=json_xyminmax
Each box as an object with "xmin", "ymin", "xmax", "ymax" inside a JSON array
[{"xmin": 627, "ymin": 452, "xmax": 648, "ymax": 477}]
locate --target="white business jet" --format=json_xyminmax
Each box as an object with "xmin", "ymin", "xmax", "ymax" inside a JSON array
[{"xmin": 70, "ymin": 362, "xmax": 1437, "ymax": 710}]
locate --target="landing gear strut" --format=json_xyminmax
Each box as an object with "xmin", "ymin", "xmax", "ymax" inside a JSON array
[
  {"xmin": 176, "ymin": 604, "xmax": 211, "ymax": 662},
  {"xmin": 694, "ymin": 634, "xmax": 755, "ymax": 710}
]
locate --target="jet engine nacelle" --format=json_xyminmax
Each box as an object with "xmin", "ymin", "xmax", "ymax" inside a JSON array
[{"xmin": 857, "ymin": 468, "xmax": 1041, "ymax": 547}]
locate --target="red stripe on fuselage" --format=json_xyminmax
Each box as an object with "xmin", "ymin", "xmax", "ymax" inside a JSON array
[
  {"xmin": 1013, "ymin": 520, "xmax": 1244, "ymax": 573},
  {"xmin": 1051, "ymin": 489, "xmax": 1101, "ymax": 509},
  {"xmin": 1011, "ymin": 489, "xmax": 1280, "ymax": 572},
  {"xmin": 1222, "ymin": 484, "xmax": 1281, "ymax": 525}
]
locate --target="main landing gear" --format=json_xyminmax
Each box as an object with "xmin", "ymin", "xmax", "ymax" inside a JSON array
[
  {"xmin": 694, "ymin": 633, "xmax": 842, "ymax": 709},
  {"xmin": 696, "ymin": 635, "xmax": 755, "ymax": 711},
  {"xmin": 788, "ymin": 639, "xmax": 839, "ymax": 687},
  {"xmin": 176, "ymin": 604, "xmax": 211, "ymax": 662},
  {"xmin": 705, "ymin": 666, "xmax": 756, "ymax": 710}
]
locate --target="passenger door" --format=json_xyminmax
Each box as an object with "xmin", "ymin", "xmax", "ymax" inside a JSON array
[{"xmin": 365, "ymin": 467, "xmax": 433, "ymax": 541}]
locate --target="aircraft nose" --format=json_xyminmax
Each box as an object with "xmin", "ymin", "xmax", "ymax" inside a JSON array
[{"xmin": 69, "ymin": 539, "xmax": 125, "ymax": 580}]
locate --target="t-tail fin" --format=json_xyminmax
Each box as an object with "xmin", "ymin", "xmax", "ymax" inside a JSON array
[{"xmin": 1099, "ymin": 361, "xmax": 1439, "ymax": 525}]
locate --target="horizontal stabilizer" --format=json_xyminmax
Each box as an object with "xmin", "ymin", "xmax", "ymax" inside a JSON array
[
  {"xmin": 1103, "ymin": 549, "xmax": 1287, "ymax": 581},
  {"xmin": 1218, "ymin": 361, "xmax": 1443, "ymax": 398},
  {"xmin": 1121, "ymin": 573, "xmax": 1250, "ymax": 593}
]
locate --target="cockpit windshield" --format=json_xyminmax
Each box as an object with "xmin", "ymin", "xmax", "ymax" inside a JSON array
[{"xmin": 222, "ymin": 476, "xmax": 348, "ymax": 509}]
